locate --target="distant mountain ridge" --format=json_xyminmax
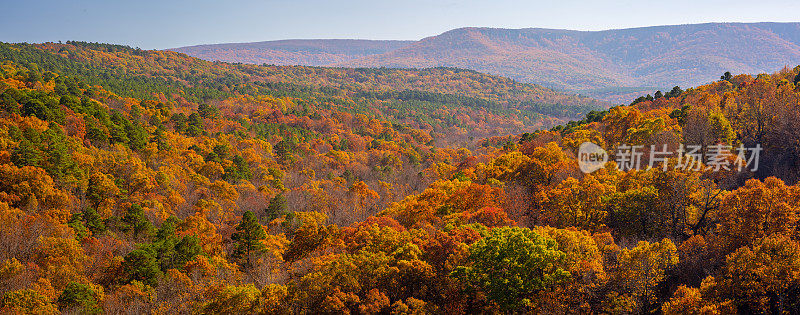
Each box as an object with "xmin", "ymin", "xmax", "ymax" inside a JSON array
[
  {"xmin": 169, "ymin": 39, "xmax": 414, "ymax": 66},
  {"xmin": 169, "ymin": 23, "xmax": 800, "ymax": 102}
]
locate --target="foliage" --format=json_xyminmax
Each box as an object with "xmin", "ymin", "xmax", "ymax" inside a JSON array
[
  {"xmin": 56, "ymin": 282, "xmax": 103, "ymax": 314},
  {"xmin": 1, "ymin": 41, "xmax": 800, "ymax": 313},
  {"xmin": 452, "ymin": 227, "xmax": 571, "ymax": 311}
]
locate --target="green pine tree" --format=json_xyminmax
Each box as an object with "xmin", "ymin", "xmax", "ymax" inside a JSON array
[
  {"xmin": 231, "ymin": 211, "xmax": 267, "ymax": 267},
  {"xmin": 120, "ymin": 204, "xmax": 154, "ymax": 239},
  {"xmin": 122, "ymin": 249, "xmax": 161, "ymax": 286},
  {"xmin": 265, "ymin": 194, "xmax": 287, "ymax": 221},
  {"xmin": 57, "ymin": 282, "xmax": 101, "ymax": 314},
  {"xmin": 721, "ymin": 71, "xmax": 733, "ymax": 82}
]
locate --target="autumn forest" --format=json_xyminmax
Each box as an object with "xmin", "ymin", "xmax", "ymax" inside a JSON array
[{"xmin": 1, "ymin": 40, "xmax": 800, "ymax": 314}]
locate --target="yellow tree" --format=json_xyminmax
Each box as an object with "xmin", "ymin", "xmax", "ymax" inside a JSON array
[
  {"xmin": 662, "ymin": 285, "xmax": 705, "ymax": 315},
  {"xmin": 610, "ymin": 239, "xmax": 679, "ymax": 313},
  {"xmin": 712, "ymin": 234, "xmax": 800, "ymax": 314},
  {"xmin": 349, "ymin": 180, "xmax": 379, "ymax": 221},
  {"xmin": 540, "ymin": 175, "xmax": 614, "ymax": 230},
  {"xmin": 534, "ymin": 226, "xmax": 607, "ymax": 313},
  {"xmin": 201, "ymin": 284, "xmax": 263, "ymax": 314},
  {"xmin": 602, "ymin": 106, "xmax": 642, "ymax": 146},
  {"xmin": 34, "ymin": 236, "xmax": 90, "ymax": 290},
  {"xmin": 713, "ymin": 177, "xmax": 800, "ymax": 255}
]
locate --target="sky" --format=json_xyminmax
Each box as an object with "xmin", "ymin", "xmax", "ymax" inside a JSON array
[{"xmin": 1, "ymin": 0, "xmax": 800, "ymax": 50}]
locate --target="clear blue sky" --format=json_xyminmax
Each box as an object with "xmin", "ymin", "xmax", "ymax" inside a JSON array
[{"xmin": 1, "ymin": 0, "xmax": 799, "ymax": 49}]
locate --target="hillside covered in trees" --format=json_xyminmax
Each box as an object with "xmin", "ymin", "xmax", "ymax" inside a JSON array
[
  {"xmin": 173, "ymin": 23, "xmax": 800, "ymax": 102},
  {"xmin": 0, "ymin": 41, "xmax": 605, "ymax": 139},
  {"xmin": 169, "ymin": 40, "xmax": 415, "ymax": 66},
  {"xmin": 1, "ymin": 40, "xmax": 800, "ymax": 314}
]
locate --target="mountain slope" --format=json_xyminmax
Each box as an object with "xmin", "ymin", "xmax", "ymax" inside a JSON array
[
  {"xmin": 0, "ymin": 42, "xmax": 606, "ymax": 143},
  {"xmin": 169, "ymin": 39, "xmax": 414, "ymax": 66},
  {"xmin": 345, "ymin": 23, "xmax": 800, "ymax": 91},
  {"xmin": 170, "ymin": 23, "xmax": 800, "ymax": 101}
]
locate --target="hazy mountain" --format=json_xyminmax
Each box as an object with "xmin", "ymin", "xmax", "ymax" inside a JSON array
[
  {"xmin": 168, "ymin": 39, "xmax": 414, "ymax": 66},
  {"xmin": 170, "ymin": 23, "xmax": 800, "ymax": 102}
]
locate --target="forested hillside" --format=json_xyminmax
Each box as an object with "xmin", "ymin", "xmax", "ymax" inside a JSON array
[
  {"xmin": 169, "ymin": 40, "xmax": 414, "ymax": 66},
  {"xmin": 344, "ymin": 23, "xmax": 800, "ymax": 93},
  {"xmin": 0, "ymin": 42, "xmax": 604, "ymax": 141},
  {"xmin": 1, "ymin": 40, "xmax": 800, "ymax": 314},
  {"xmin": 173, "ymin": 23, "xmax": 800, "ymax": 102}
]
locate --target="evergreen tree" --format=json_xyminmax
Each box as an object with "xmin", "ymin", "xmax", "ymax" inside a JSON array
[
  {"xmin": 721, "ymin": 71, "xmax": 733, "ymax": 82},
  {"xmin": 231, "ymin": 211, "xmax": 267, "ymax": 267},
  {"xmin": 67, "ymin": 215, "xmax": 89, "ymax": 240},
  {"xmin": 224, "ymin": 155, "xmax": 252, "ymax": 182},
  {"xmin": 174, "ymin": 236, "xmax": 202, "ymax": 267},
  {"xmin": 155, "ymin": 216, "xmax": 180, "ymax": 241},
  {"xmin": 665, "ymin": 86, "xmax": 683, "ymax": 98},
  {"xmin": 82, "ymin": 207, "xmax": 106, "ymax": 235},
  {"xmin": 124, "ymin": 120, "xmax": 149, "ymax": 151},
  {"xmin": 198, "ymin": 103, "xmax": 219, "ymax": 118},
  {"xmin": 170, "ymin": 113, "xmax": 188, "ymax": 133},
  {"xmin": 145, "ymin": 216, "xmax": 203, "ymax": 271},
  {"xmin": 274, "ymin": 139, "xmax": 293, "ymax": 162},
  {"xmin": 186, "ymin": 113, "xmax": 203, "ymax": 136},
  {"xmin": 120, "ymin": 204, "xmax": 155, "ymax": 239},
  {"xmin": 122, "ymin": 249, "xmax": 161, "ymax": 286},
  {"xmin": 21, "ymin": 99, "xmax": 48, "ymax": 120},
  {"xmin": 57, "ymin": 282, "xmax": 101, "ymax": 314},
  {"xmin": 265, "ymin": 194, "xmax": 287, "ymax": 221}
]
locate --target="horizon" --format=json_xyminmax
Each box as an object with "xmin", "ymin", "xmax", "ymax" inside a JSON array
[
  {"xmin": 168, "ymin": 21, "xmax": 800, "ymax": 48},
  {"xmin": 6, "ymin": 21, "xmax": 797, "ymax": 50},
  {"xmin": 3, "ymin": 0, "xmax": 800, "ymax": 49},
  {"xmin": 4, "ymin": 2, "xmax": 800, "ymax": 313}
]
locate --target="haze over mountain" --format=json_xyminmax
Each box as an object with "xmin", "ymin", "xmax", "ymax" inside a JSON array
[
  {"xmin": 169, "ymin": 39, "xmax": 414, "ymax": 66},
  {"xmin": 170, "ymin": 22, "xmax": 800, "ymax": 102}
]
